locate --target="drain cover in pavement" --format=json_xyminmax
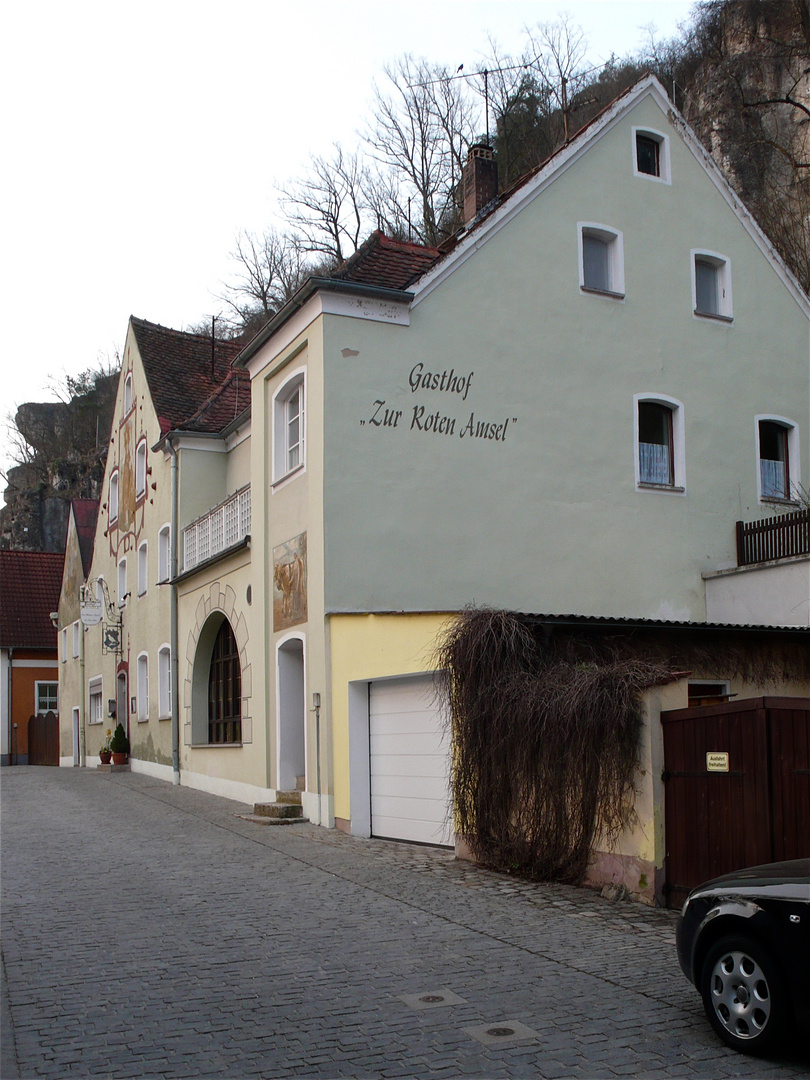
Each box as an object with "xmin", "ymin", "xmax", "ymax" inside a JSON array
[
  {"xmin": 464, "ymin": 1020, "xmax": 539, "ymax": 1047},
  {"xmin": 400, "ymin": 988, "xmax": 466, "ymax": 1010}
]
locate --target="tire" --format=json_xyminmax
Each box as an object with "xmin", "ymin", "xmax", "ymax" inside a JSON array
[{"xmin": 699, "ymin": 934, "xmax": 788, "ymax": 1054}]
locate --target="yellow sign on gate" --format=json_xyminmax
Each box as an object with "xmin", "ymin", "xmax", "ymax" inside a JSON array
[{"xmin": 706, "ymin": 751, "xmax": 730, "ymax": 772}]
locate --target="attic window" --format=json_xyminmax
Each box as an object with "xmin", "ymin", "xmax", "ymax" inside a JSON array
[
  {"xmin": 632, "ymin": 128, "xmax": 670, "ymax": 184},
  {"xmin": 124, "ymin": 373, "xmax": 133, "ymax": 414}
]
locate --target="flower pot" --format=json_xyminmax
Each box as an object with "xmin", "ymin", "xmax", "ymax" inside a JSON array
[
  {"xmin": 111, "ymin": 752, "xmax": 127, "ymax": 765},
  {"xmin": 99, "ymin": 751, "xmax": 112, "ymax": 764}
]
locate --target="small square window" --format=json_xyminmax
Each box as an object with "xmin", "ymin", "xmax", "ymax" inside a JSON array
[
  {"xmin": 632, "ymin": 128, "xmax": 670, "ymax": 184},
  {"xmin": 36, "ymin": 682, "xmax": 58, "ymax": 713}
]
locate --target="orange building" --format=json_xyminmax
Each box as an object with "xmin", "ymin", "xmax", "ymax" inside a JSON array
[{"xmin": 0, "ymin": 550, "xmax": 64, "ymax": 765}]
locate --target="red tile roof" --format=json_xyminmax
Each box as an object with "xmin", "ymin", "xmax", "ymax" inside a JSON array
[
  {"xmin": 131, "ymin": 318, "xmax": 249, "ymax": 436},
  {"xmin": 332, "ymin": 231, "xmax": 441, "ymax": 291},
  {"xmin": 71, "ymin": 500, "xmax": 99, "ymax": 578},
  {"xmin": 0, "ymin": 550, "xmax": 64, "ymax": 649}
]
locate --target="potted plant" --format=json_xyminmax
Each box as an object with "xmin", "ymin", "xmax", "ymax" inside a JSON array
[
  {"xmin": 99, "ymin": 729, "xmax": 112, "ymax": 765},
  {"xmin": 109, "ymin": 723, "xmax": 129, "ymax": 765}
]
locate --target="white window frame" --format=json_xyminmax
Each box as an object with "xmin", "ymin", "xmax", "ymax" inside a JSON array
[
  {"xmin": 137, "ymin": 541, "xmax": 148, "ymax": 597},
  {"xmin": 124, "ymin": 373, "xmax": 133, "ymax": 414},
  {"xmin": 118, "ymin": 557, "xmax": 128, "ymax": 608},
  {"xmin": 109, "ymin": 470, "xmax": 119, "ymax": 523},
  {"xmin": 273, "ymin": 370, "xmax": 306, "ymax": 484},
  {"xmin": 158, "ymin": 645, "xmax": 172, "ymax": 719},
  {"xmin": 688, "ymin": 680, "xmax": 732, "ymax": 704},
  {"xmin": 88, "ymin": 677, "xmax": 103, "ymax": 725},
  {"xmin": 35, "ymin": 681, "xmax": 58, "ymax": 714},
  {"xmin": 691, "ymin": 250, "xmax": 732, "ymax": 321},
  {"xmin": 137, "ymin": 653, "xmax": 149, "ymax": 721},
  {"xmin": 135, "ymin": 438, "xmax": 147, "ymax": 498},
  {"xmin": 632, "ymin": 127, "xmax": 671, "ymax": 184},
  {"xmin": 158, "ymin": 524, "xmax": 171, "ymax": 583},
  {"xmin": 634, "ymin": 393, "xmax": 686, "ymax": 495},
  {"xmin": 578, "ymin": 223, "xmax": 625, "ymax": 299},
  {"xmin": 72, "ymin": 620, "xmax": 80, "ymax": 658},
  {"xmin": 755, "ymin": 414, "xmax": 800, "ymax": 504}
]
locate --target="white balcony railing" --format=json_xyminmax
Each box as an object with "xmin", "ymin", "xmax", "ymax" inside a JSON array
[{"xmin": 182, "ymin": 485, "xmax": 251, "ymax": 573}]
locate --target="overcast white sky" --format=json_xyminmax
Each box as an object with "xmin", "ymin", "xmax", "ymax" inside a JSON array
[{"xmin": 1, "ymin": 0, "xmax": 696, "ymax": 479}]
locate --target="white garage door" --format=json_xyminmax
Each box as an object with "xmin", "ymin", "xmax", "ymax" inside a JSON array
[{"xmin": 369, "ymin": 675, "xmax": 452, "ymax": 846}]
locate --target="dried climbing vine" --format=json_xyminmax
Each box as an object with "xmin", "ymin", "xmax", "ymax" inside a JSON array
[{"xmin": 433, "ymin": 610, "xmax": 673, "ymax": 884}]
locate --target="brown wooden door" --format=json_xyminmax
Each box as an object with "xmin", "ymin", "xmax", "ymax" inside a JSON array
[
  {"xmin": 661, "ymin": 697, "xmax": 810, "ymax": 908},
  {"xmin": 769, "ymin": 702, "xmax": 810, "ymax": 862},
  {"xmin": 27, "ymin": 712, "xmax": 59, "ymax": 766}
]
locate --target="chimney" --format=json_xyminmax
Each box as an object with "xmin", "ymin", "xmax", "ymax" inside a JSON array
[{"xmin": 463, "ymin": 143, "xmax": 498, "ymax": 226}]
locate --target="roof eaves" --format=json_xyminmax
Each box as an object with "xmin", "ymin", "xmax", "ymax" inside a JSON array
[{"xmin": 234, "ymin": 278, "xmax": 414, "ymax": 368}]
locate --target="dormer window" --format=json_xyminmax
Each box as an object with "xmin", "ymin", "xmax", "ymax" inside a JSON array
[{"xmin": 124, "ymin": 373, "xmax": 133, "ymax": 414}]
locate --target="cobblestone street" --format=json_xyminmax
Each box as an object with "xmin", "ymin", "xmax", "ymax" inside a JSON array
[{"xmin": 2, "ymin": 767, "xmax": 807, "ymax": 1079}]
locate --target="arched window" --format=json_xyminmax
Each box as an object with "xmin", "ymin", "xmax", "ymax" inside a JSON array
[
  {"xmin": 124, "ymin": 373, "xmax": 133, "ymax": 413},
  {"xmin": 109, "ymin": 470, "xmax": 119, "ymax": 523},
  {"xmin": 273, "ymin": 372, "xmax": 305, "ymax": 482},
  {"xmin": 578, "ymin": 223, "xmax": 625, "ymax": 298},
  {"xmin": 634, "ymin": 393, "xmax": 686, "ymax": 492},
  {"xmin": 208, "ymin": 620, "xmax": 241, "ymax": 744},
  {"xmin": 135, "ymin": 438, "xmax": 147, "ymax": 497},
  {"xmin": 757, "ymin": 416, "xmax": 799, "ymax": 502}
]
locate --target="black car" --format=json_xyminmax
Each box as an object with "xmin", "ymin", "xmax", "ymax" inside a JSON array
[{"xmin": 676, "ymin": 859, "xmax": 810, "ymax": 1054}]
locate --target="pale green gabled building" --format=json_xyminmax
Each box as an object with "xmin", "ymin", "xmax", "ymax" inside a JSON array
[{"xmin": 235, "ymin": 75, "xmax": 809, "ymax": 902}]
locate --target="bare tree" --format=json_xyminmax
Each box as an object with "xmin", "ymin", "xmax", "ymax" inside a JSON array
[
  {"xmin": 279, "ymin": 144, "xmax": 370, "ymax": 265},
  {"xmin": 363, "ymin": 55, "xmax": 477, "ymax": 245},
  {"xmin": 524, "ymin": 16, "xmax": 590, "ymax": 144},
  {"xmin": 216, "ymin": 228, "xmax": 309, "ymax": 333}
]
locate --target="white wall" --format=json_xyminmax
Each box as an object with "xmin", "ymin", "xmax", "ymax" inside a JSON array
[{"xmin": 704, "ymin": 557, "xmax": 810, "ymax": 627}]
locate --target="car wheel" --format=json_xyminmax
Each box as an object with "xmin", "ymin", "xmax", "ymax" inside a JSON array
[{"xmin": 700, "ymin": 934, "xmax": 787, "ymax": 1054}]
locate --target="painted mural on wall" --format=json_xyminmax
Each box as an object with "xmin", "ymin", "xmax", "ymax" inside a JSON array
[
  {"xmin": 360, "ymin": 363, "xmax": 518, "ymax": 443},
  {"xmin": 273, "ymin": 533, "xmax": 307, "ymax": 631}
]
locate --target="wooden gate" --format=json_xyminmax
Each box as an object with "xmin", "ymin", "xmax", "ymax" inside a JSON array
[
  {"xmin": 28, "ymin": 711, "xmax": 59, "ymax": 766},
  {"xmin": 661, "ymin": 697, "xmax": 810, "ymax": 908}
]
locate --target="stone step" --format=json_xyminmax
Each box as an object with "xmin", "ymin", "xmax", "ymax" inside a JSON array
[
  {"xmin": 274, "ymin": 790, "xmax": 302, "ymax": 805},
  {"xmin": 239, "ymin": 811, "xmax": 309, "ymax": 827},
  {"xmin": 252, "ymin": 801, "xmax": 304, "ymax": 819}
]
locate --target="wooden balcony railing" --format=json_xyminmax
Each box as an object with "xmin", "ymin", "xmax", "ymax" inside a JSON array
[{"xmin": 736, "ymin": 508, "xmax": 810, "ymax": 567}]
